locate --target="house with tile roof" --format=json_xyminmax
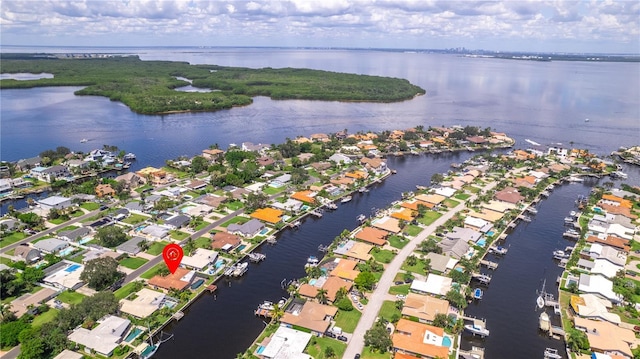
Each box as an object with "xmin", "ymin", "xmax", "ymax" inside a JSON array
[
  {"xmin": 354, "ymin": 227, "xmax": 388, "ymax": 246},
  {"xmin": 573, "ymin": 317, "xmax": 635, "ymax": 358},
  {"xmin": 250, "ymin": 208, "xmax": 284, "ymax": 224},
  {"xmin": 392, "ymin": 319, "xmax": 450, "ymax": 359},
  {"xmin": 148, "ymin": 268, "xmax": 194, "ymax": 292},
  {"xmin": 280, "ymin": 300, "xmax": 337, "ymax": 336},
  {"xmin": 401, "ymin": 293, "xmax": 450, "ymax": 323}
]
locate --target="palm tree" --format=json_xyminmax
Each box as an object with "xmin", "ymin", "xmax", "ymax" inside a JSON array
[
  {"xmin": 271, "ymin": 303, "xmax": 284, "ymax": 322},
  {"xmin": 316, "ymin": 289, "xmax": 329, "ymax": 304}
]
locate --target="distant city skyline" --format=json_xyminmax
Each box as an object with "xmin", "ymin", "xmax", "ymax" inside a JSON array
[{"xmin": 1, "ymin": 0, "xmax": 639, "ymax": 54}]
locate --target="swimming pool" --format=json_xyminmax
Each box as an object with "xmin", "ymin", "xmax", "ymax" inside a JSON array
[
  {"xmin": 309, "ymin": 279, "xmax": 317, "ymax": 286},
  {"xmin": 236, "ymin": 244, "xmax": 247, "ymax": 252},
  {"xmin": 256, "ymin": 346, "xmax": 265, "ymax": 354},
  {"xmin": 477, "ymin": 238, "xmax": 486, "ymax": 247},
  {"xmin": 486, "ymin": 230, "xmax": 495, "ymax": 237},
  {"xmin": 78, "ymin": 237, "xmax": 92, "ymax": 244},
  {"xmin": 442, "ymin": 336, "xmax": 452, "ymax": 347},
  {"xmin": 65, "ymin": 264, "xmax": 82, "ymax": 272},
  {"xmin": 59, "ymin": 247, "xmax": 75, "ymax": 257},
  {"xmin": 258, "ymin": 228, "xmax": 270, "ymax": 236},
  {"xmin": 593, "ymin": 206, "xmax": 603, "ymax": 214},
  {"xmin": 124, "ymin": 328, "xmax": 143, "ymax": 342},
  {"xmin": 181, "ymin": 206, "xmax": 196, "ymax": 214},
  {"xmin": 301, "ymin": 205, "xmax": 310, "ymax": 211}
]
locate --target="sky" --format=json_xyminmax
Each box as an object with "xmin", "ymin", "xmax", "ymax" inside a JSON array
[{"xmin": 1, "ymin": 0, "xmax": 639, "ymax": 54}]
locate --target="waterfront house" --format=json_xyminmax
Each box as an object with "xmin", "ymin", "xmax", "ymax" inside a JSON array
[
  {"xmin": 298, "ymin": 276, "xmax": 353, "ymax": 303},
  {"xmin": 463, "ymin": 217, "xmax": 493, "ymax": 233},
  {"xmin": 291, "ymin": 190, "xmax": 317, "ymax": 204},
  {"xmin": 415, "ymin": 193, "xmax": 446, "ymax": 206},
  {"xmin": 328, "ymin": 258, "xmax": 360, "ymax": 282},
  {"xmin": 254, "ymin": 326, "xmax": 312, "ymax": 359},
  {"xmin": 432, "ymin": 187, "xmax": 456, "ymax": 198},
  {"xmin": 333, "ymin": 240, "xmax": 373, "ymax": 262},
  {"xmin": 202, "ymin": 148, "xmax": 224, "ymax": 161},
  {"xmin": 591, "ymin": 257, "xmax": 625, "ymax": 279},
  {"xmin": 250, "ymin": 208, "xmax": 284, "ymax": 224},
  {"xmin": 16, "ymin": 156, "xmax": 42, "ymax": 171},
  {"xmin": 586, "ymin": 235, "xmax": 630, "ymax": 253},
  {"xmin": 354, "ymin": 226, "xmax": 388, "ymax": 246},
  {"xmin": 402, "ymin": 199, "xmax": 434, "ymax": 210},
  {"xmin": 573, "ymin": 317, "xmax": 635, "ymax": 359},
  {"xmin": 256, "ymin": 156, "xmax": 275, "ymax": 167},
  {"xmin": 68, "ymin": 315, "xmax": 131, "ymax": 357},
  {"xmin": 309, "ymin": 133, "xmax": 330, "ymax": 142},
  {"xmin": 0, "ymin": 179, "xmax": 12, "ymax": 195},
  {"xmin": 30, "ymin": 165, "xmax": 71, "ymax": 183},
  {"xmin": 58, "ymin": 227, "xmax": 91, "ymax": 242},
  {"xmin": 391, "ymin": 208, "xmax": 416, "ymax": 222},
  {"xmin": 10, "ymin": 287, "xmax": 57, "ymax": 318},
  {"xmin": 114, "ymin": 172, "xmax": 146, "ymax": 189},
  {"xmin": 328, "ymin": 153, "xmax": 352, "ymax": 165},
  {"xmin": 360, "ymin": 157, "xmax": 387, "ymax": 175},
  {"xmin": 280, "ymin": 300, "xmax": 337, "ymax": 336},
  {"xmin": 437, "ymin": 237, "xmax": 471, "ymax": 259},
  {"xmin": 116, "ymin": 236, "xmax": 146, "ymax": 256},
  {"xmin": 211, "ymin": 231, "xmax": 241, "ymax": 251},
  {"xmin": 37, "ymin": 195, "xmax": 73, "ymax": 211},
  {"xmin": 271, "ymin": 198, "xmax": 303, "ymax": 213},
  {"xmin": 371, "ymin": 216, "xmax": 402, "ymax": 234},
  {"xmin": 425, "ymin": 252, "xmax": 458, "ymax": 274},
  {"xmin": 410, "ymin": 274, "xmax": 453, "ymax": 297},
  {"xmin": 578, "ymin": 274, "xmax": 622, "ymax": 304},
  {"xmin": 13, "ymin": 245, "xmax": 41, "ymax": 263},
  {"xmin": 120, "ymin": 288, "xmax": 167, "ymax": 319},
  {"xmin": 570, "ymin": 294, "xmax": 620, "ymax": 325},
  {"xmin": 241, "ymin": 142, "xmax": 270, "ymax": 154},
  {"xmin": 392, "ymin": 319, "xmax": 449, "ymax": 359},
  {"xmin": 494, "ymin": 187, "xmax": 525, "ymax": 204},
  {"xmin": 227, "ymin": 219, "xmax": 265, "ymax": 238},
  {"xmin": 194, "ymin": 194, "xmax": 227, "ymax": 208},
  {"xmin": 148, "ymin": 267, "xmax": 194, "ymax": 292},
  {"xmin": 401, "ymin": 293, "xmax": 450, "ymax": 324},
  {"xmin": 136, "ymin": 167, "xmax": 171, "ymax": 185},
  {"xmin": 181, "ymin": 248, "xmax": 218, "ymax": 271},
  {"xmin": 445, "ymin": 227, "xmax": 482, "ymax": 244},
  {"xmin": 34, "ymin": 238, "xmax": 69, "ymax": 254}
]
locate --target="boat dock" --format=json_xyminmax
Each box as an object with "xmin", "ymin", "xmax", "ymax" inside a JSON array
[
  {"xmin": 248, "ymin": 253, "xmax": 266, "ymax": 263},
  {"xmin": 472, "ymin": 273, "xmax": 492, "ymax": 285},
  {"xmin": 479, "ymin": 259, "xmax": 498, "ymax": 270},
  {"xmin": 310, "ymin": 210, "xmax": 323, "ymax": 218},
  {"xmin": 458, "ymin": 346, "xmax": 485, "ymax": 359}
]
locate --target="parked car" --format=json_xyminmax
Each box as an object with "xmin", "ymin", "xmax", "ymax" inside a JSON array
[
  {"xmin": 337, "ymin": 335, "xmax": 348, "ymax": 342},
  {"xmin": 325, "ymin": 331, "xmax": 336, "ymax": 338},
  {"xmin": 99, "ymin": 205, "xmax": 108, "ymax": 210},
  {"xmin": 394, "ymin": 281, "xmax": 404, "ymax": 285},
  {"xmin": 357, "ymin": 303, "xmax": 364, "ymax": 310},
  {"xmin": 396, "ymin": 294, "xmax": 406, "ymax": 300},
  {"xmin": 354, "ymin": 354, "xmax": 360, "ymax": 359},
  {"xmin": 634, "ymin": 326, "xmax": 640, "ymax": 333}
]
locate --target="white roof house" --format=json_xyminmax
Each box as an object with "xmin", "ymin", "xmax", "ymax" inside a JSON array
[
  {"xmin": 68, "ymin": 315, "xmax": 131, "ymax": 357},
  {"xmin": 37, "ymin": 195, "xmax": 72, "ymax": 211},
  {"xmin": 181, "ymin": 248, "xmax": 218, "ymax": 271},
  {"xmin": 33, "ymin": 238, "xmax": 69, "ymax": 254},
  {"xmin": 120, "ymin": 288, "xmax": 166, "ymax": 318},
  {"xmin": 591, "ymin": 258, "xmax": 624, "ymax": 279},
  {"xmin": 43, "ymin": 262, "xmax": 84, "ymax": 290},
  {"xmin": 573, "ymin": 294, "xmax": 621, "ymax": 325},
  {"xmin": 578, "ymin": 274, "xmax": 622, "ymax": 304},
  {"xmin": 410, "ymin": 274, "xmax": 452, "ymax": 297},
  {"xmin": 328, "ymin": 153, "xmax": 352, "ymax": 164},
  {"xmin": 259, "ymin": 326, "xmax": 312, "ymax": 359},
  {"xmin": 433, "ymin": 186, "xmax": 457, "ymax": 198},
  {"xmin": 463, "ymin": 217, "xmax": 493, "ymax": 233}
]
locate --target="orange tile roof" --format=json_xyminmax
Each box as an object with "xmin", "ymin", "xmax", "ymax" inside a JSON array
[
  {"xmin": 330, "ymin": 177, "xmax": 354, "ymax": 186},
  {"xmin": 393, "ymin": 319, "xmax": 449, "ymax": 359},
  {"xmin": 280, "ymin": 301, "xmax": 337, "ymax": 334},
  {"xmin": 291, "ymin": 190, "xmax": 316, "ymax": 204},
  {"xmin": 250, "ymin": 208, "xmax": 284, "ymax": 224},
  {"xmin": 323, "ymin": 277, "xmax": 352, "ymax": 302},
  {"xmin": 342, "ymin": 242, "xmax": 373, "ymax": 262},
  {"xmin": 345, "ymin": 170, "xmax": 368, "ymax": 179},
  {"xmin": 415, "ymin": 193, "xmax": 445, "ymax": 205},
  {"xmin": 598, "ymin": 203, "xmax": 637, "ymax": 219},
  {"xmin": 329, "ymin": 259, "xmax": 360, "ymax": 281},
  {"xmin": 211, "ymin": 232, "xmax": 241, "ymax": 249},
  {"xmin": 402, "ymin": 293, "xmax": 450, "ymax": 323},
  {"xmin": 391, "ymin": 208, "xmax": 416, "ymax": 221},
  {"xmin": 148, "ymin": 268, "xmax": 191, "ymax": 291},
  {"xmin": 394, "ymin": 353, "xmax": 422, "ymax": 359},
  {"xmin": 586, "ymin": 235, "xmax": 630, "ymax": 252},
  {"xmin": 371, "ymin": 216, "xmax": 401, "ymax": 233},
  {"xmin": 354, "ymin": 227, "xmax": 388, "ymax": 246},
  {"xmin": 298, "ymin": 284, "xmax": 319, "ymax": 299},
  {"xmin": 601, "ymin": 194, "xmax": 633, "ymax": 209}
]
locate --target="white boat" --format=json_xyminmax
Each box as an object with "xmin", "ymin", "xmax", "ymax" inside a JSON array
[
  {"xmin": 123, "ymin": 152, "xmax": 136, "ymax": 160},
  {"xmin": 356, "ymin": 214, "xmax": 366, "ymax": 223},
  {"xmin": 539, "ymin": 312, "xmax": 551, "ymax": 332},
  {"xmin": 612, "ymin": 171, "xmax": 628, "ymax": 179},
  {"xmin": 472, "ymin": 288, "xmax": 483, "ymax": 300},
  {"xmin": 341, "ymin": 196, "xmax": 352, "ymax": 203},
  {"xmin": 233, "ymin": 262, "xmax": 248, "ymax": 276},
  {"xmin": 358, "ymin": 187, "xmax": 369, "ymax": 193},
  {"xmin": 325, "ymin": 202, "xmax": 337, "ymax": 210},
  {"xmin": 553, "ymin": 250, "xmax": 568, "ymax": 260},
  {"xmin": 544, "ymin": 348, "xmax": 562, "ymax": 359},
  {"xmin": 563, "ymin": 217, "xmax": 574, "ymax": 224},
  {"xmin": 569, "ymin": 211, "xmax": 577, "ymax": 217},
  {"xmin": 522, "ymin": 216, "xmax": 532, "ymax": 222},
  {"xmin": 585, "ymin": 118, "xmax": 590, "ymax": 122},
  {"xmin": 540, "ymin": 191, "xmax": 550, "ymax": 197},
  {"xmin": 526, "ymin": 207, "xmax": 538, "ymax": 214},
  {"xmin": 464, "ymin": 323, "xmax": 490, "ymax": 337},
  {"xmin": 490, "ymin": 246, "xmax": 508, "ymax": 255},
  {"xmin": 415, "ymin": 185, "xmax": 427, "ymax": 190},
  {"xmin": 306, "ymin": 256, "xmax": 319, "ymax": 266},
  {"xmin": 248, "ymin": 253, "xmax": 266, "ymax": 262},
  {"xmin": 536, "ymin": 278, "xmax": 547, "ymax": 309},
  {"xmin": 80, "ymin": 138, "xmax": 88, "ymax": 143}
]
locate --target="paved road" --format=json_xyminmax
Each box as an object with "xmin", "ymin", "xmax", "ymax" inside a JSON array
[{"xmin": 343, "ymin": 182, "xmax": 496, "ymax": 358}]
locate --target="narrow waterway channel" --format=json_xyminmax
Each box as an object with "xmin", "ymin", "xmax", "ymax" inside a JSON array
[
  {"xmin": 155, "ymin": 152, "xmax": 478, "ymax": 359},
  {"xmin": 463, "ymin": 179, "xmax": 599, "ymax": 359}
]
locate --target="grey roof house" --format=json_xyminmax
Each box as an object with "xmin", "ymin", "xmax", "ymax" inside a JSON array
[
  {"xmin": 116, "ymin": 236, "xmax": 146, "ymax": 255},
  {"xmin": 227, "ymin": 219, "xmax": 265, "ymax": 238},
  {"xmin": 34, "ymin": 238, "xmax": 69, "ymax": 254},
  {"xmin": 14, "ymin": 245, "xmax": 42, "ymax": 263},
  {"xmin": 164, "ymin": 215, "xmax": 190, "ymax": 229},
  {"xmin": 58, "ymin": 227, "xmax": 91, "ymax": 242}
]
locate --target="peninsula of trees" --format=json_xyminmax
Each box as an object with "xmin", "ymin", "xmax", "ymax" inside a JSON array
[{"xmin": 0, "ymin": 54, "xmax": 425, "ymax": 114}]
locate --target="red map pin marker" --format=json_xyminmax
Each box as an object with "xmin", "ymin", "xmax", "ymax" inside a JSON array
[{"xmin": 162, "ymin": 243, "xmax": 184, "ymax": 274}]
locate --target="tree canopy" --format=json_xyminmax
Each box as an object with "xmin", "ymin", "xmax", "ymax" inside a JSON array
[
  {"xmin": 80, "ymin": 257, "xmax": 124, "ymax": 290},
  {"xmin": 95, "ymin": 225, "xmax": 129, "ymax": 248},
  {"xmin": 364, "ymin": 322, "xmax": 392, "ymax": 353}
]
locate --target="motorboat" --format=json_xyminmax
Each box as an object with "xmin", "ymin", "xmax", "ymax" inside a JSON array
[
  {"xmin": 536, "ymin": 278, "xmax": 547, "ymax": 309},
  {"xmin": 522, "ymin": 216, "xmax": 532, "ymax": 222},
  {"xmin": 80, "ymin": 138, "xmax": 88, "ymax": 143},
  {"xmin": 248, "ymin": 253, "xmax": 266, "ymax": 262},
  {"xmin": 569, "ymin": 211, "xmax": 577, "ymax": 217},
  {"xmin": 472, "ymin": 288, "xmax": 483, "ymax": 300},
  {"xmin": 358, "ymin": 187, "xmax": 369, "ymax": 193},
  {"xmin": 356, "ymin": 214, "xmax": 366, "ymax": 223},
  {"xmin": 341, "ymin": 196, "xmax": 352, "ymax": 203},
  {"xmin": 539, "ymin": 312, "xmax": 551, "ymax": 332},
  {"xmin": 123, "ymin": 152, "xmax": 136, "ymax": 160},
  {"xmin": 464, "ymin": 323, "xmax": 490, "ymax": 337},
  {"xmin": 544, "ymin": 348, "xmax": 562, "ymax": 359},
  {"xmin": 563, "ymin": 217, "xmax": 575, "ymax": 224},
  {"xmin": 325, "ymin": 202, "xmax": 337, "ymax": 210},
  {"xmin": 611, "ymin": 171, "xmax": 628, "ymax": 179},
  {"xmin": 553, "ymin": 250, "xmax": 568, "ymax": 260},
  {"xmin": 232, "ymin": 262, "xmax": 248, "ymax": 277},
  {"xmin": 526, "ymin": 206, "xmax": 538, "ymax": 214},
  {"xmin": 490, "ymin": 246, "xmax": 508, "ymax": 255},
  {"xmin": 306, "ymin": 256, "xmax": 319, "ymax": 266}
]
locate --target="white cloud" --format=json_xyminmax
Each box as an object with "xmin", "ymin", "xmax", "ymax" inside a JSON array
[{"xmin": 0, "ymin": 0, "xmax": 638, "ymax": 53}]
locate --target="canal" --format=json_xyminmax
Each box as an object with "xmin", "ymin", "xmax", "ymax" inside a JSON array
[
  {"xmin": 155, "ymin": 151, "xmax": 477, "ymax": 359},
  {"xmin": 463, "ymin": 179, "xmax": 598, "ymax": 359}
]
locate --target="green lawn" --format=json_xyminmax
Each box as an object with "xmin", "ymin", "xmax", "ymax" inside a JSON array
[
  {"xmin": 404, "ymin": 225, "xmax": 423, "ymax": 237},
  {"xmin": 57, "ymin": 290, "xmax": 86, "ymax": 305},
  {"xmin": 220, "ymin": 216, "xmax": 249, "ymax": 228},
  {"xmin": 122, "ymin": 213, "xmax": 150, "ymax": 225},
  {"xmin": 417, "ymin": 211, "xmax": 442, "ymax": 226},
  {"xmin": 305, "ymin": 336, "xmax": 347, "ymax": 359},
  {"xmin": 114, "ymin": 282, "xmax": 142, "ymax": 300},
  {"xmin": 362, "ymin": 346, "xmax": 392, "ymax": 359},
  {"xmin": 194, "ymin": 221, "xmax": 211, "ymax": 231},
  {"xmin": 371, "ymin": 249, "xmax": 396, "ymax": 264},
  {"xmin": 0, "ymin": 232, "xmax": 28, "ymax": 248},
  {"xmin": 48, "ymin": 218, "xmax": 67, "ymax": 225},
  {"xmin": 135, "ymin": 185, "xmax": 153, "ymax": 193},
  {"xmin": 170, "ymin": 230, "xmax": 189, "ymax": 241},
  {"xmin": 454, "ymin": 193, "xmax": 471, "ymax": 200},
  {"xmin": 119, "ymin": 257, "xmax": 148, "ymax": 269},
  {"xmin": 389, "ymin": 284, "xmax": 410, "ymax": 295},
  {"xmin": 140, "ymin": 262, "xmax": 166, "ymax": 279},
  {"xmin": 442, "ymin": 198, "xmax": 460, "ymax": 208},
  {"xmin": 32, "ymin": 308, "xmax": 59, "ymax": 328},
  {"xmin": 56, "ymin": 225, "xmax": 79, "ymax": 233},
  {"xmin": 263, "ymin": 186, "xmax": 285, "ymax": 195},
  {"xmin": 334, "ymin": 309, "xmax": 362, "ymax": 333},
  {"xmin": 70, "ymin": 210, "xmax": 84, "ymax": 218},
  {"xmin": 378, "ymin": 300, "xmax": 401, "ymax": 322},
  {"xmin": 388, "ymin": 235, "xmax": 408, "ymax": 249},
  {"xmin": 80, "ymin": 202, "xmax": 100, "ymax": 211},
  {"xmin": 401, "ymin": 258, "xmax": 427, "ymax": 274},
  {"xmin": 194, "ymin": 236, "xmax": 212, "ymax": 249},
  {"xmin": 146, "ymin": 241, "xmax": 170, "ymax": 256},
  {"xmin": 225, "ymin": 200, "xmax": 244, "ymax": 211}
]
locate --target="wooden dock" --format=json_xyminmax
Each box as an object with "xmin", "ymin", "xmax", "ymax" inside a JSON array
[{"xmin": 480, "ymin": 259, "xmax": 498, "ymax": 270}]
